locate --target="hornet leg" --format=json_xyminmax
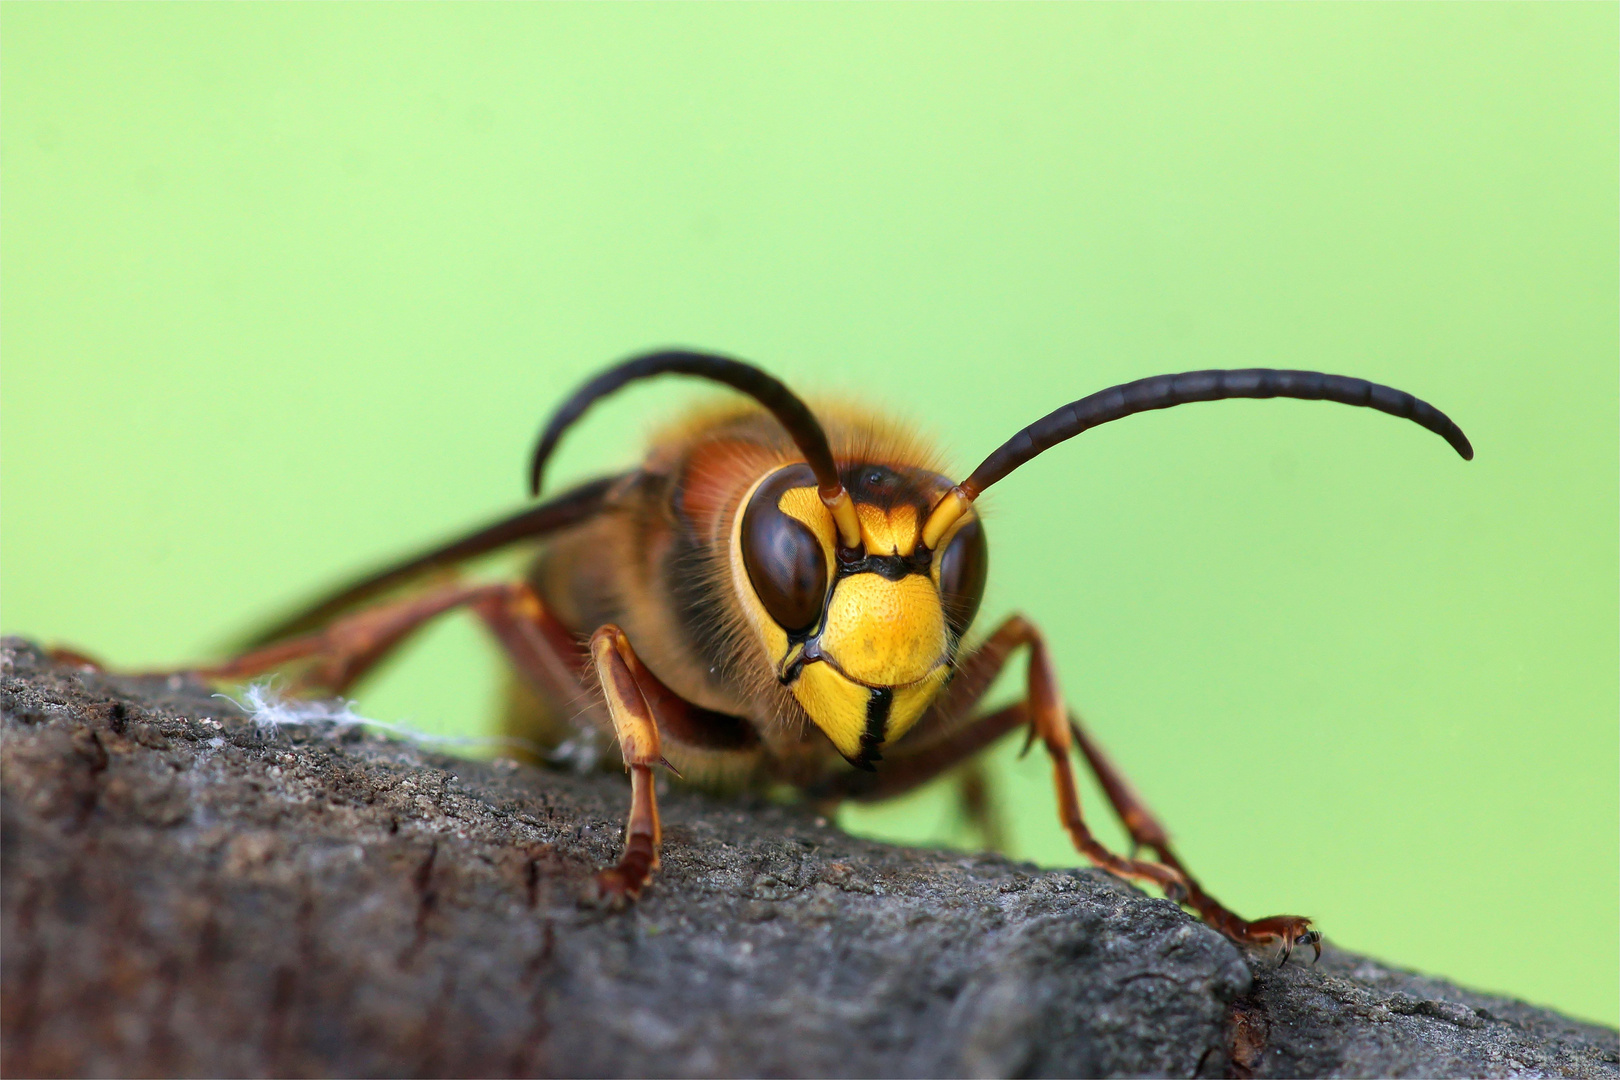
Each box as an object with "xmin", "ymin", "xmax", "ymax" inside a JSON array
[
  {"xmin": 186, "ymin": 580, "xmax": 584, "ymax": 705},
  {"xmin": 1070, "ymin": 717, "xmax": 1319, "ymax": 963},
  {"xmin": 585, "ymin": 625, "xmax": 667, "ymax": 905},
  {"xmin": 841, "ymin": 613, "xmax": 1317, "ymax": 959},
  {"xmin": 839, "ymin": 615, "xmax": 1184, "ymax": 897}
]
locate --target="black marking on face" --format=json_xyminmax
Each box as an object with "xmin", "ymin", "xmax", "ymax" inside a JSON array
[
  {"xmin": 835, "ymin": 548, "xmax": 933, "ymax": 580},
  {"xmin": 852, "ymin": 687, "xmax": 894, "ymax": 771}
]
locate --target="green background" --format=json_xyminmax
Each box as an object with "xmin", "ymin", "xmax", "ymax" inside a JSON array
[{"xmin": 4, "ymin": 4, "xmax": 1615, "ymax": 1025}]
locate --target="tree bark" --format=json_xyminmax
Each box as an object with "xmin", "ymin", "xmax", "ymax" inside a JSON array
[{"xmin": 2, "ymin": 638, "xmax": 1614, "ymax": 1078}]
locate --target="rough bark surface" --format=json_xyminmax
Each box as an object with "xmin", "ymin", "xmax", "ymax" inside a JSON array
[{"xmin": 2, "ymin": 638, "xmax": 1614, "ymax": 1078}]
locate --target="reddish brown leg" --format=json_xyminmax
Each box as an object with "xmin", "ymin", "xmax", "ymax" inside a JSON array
[
  {"xmin": 186, "ymin": 581, "xmax": 584, "ymax": 704},
  {"xmin": 580, "ymin": 624, "xmax": 767, "ymax": 902},
  {"xmin": 466, "ymin": 584, "xmax": 589, "ymax": 707},
  {"xmin": 1070, "ymin": 718, "xmax": 1320, "ymax": 963},
  {"xmin": 190, "ymin": 582, "xmax": 494, "ymax": 691},
  {"xmin": 846, "ymin": 616, "xmax": 1183, "ymax": 897},
  {"xmin": 585, "ymin": 625, "xmax": 666, "ymax": 905},
  {"xmin": 1017, "ymin": 624, "xmax": 1187, "ymax": 897},
  {"xmin": 850, "ymin": 614, "xmax": 1319, "ymax": 960}
]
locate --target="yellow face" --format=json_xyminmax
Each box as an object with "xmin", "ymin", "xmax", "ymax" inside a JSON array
[{"xmin": 731, "ymin": 464, "xmax": 986, "ymax": 768}]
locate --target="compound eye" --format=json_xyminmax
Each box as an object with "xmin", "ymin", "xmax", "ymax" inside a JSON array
[
  {"xmin": 936, "ymin": 517, "xmax": 987, "ymax": 637},
  {"xmin": 741, "ymin": 464, "xmax": 828, "ymax": 635}
]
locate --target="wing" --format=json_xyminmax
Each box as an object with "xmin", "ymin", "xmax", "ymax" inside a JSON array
[{"xmin": 238, "ymin": 474, "xmax": 624, "ymax": 648}]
